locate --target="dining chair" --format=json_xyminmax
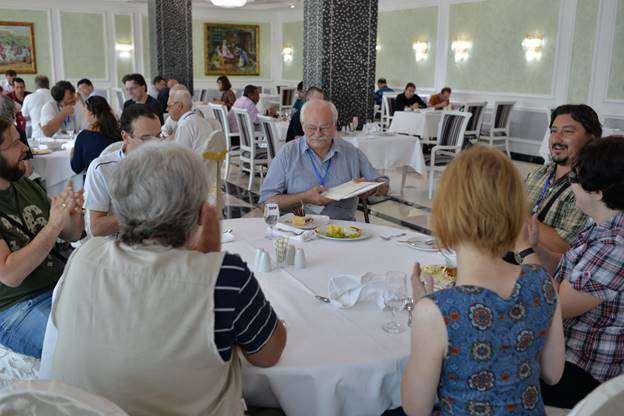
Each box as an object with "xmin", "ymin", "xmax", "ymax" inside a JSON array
[
  {"xmin": 381, "ymin": 92, "xmax": 398, "ymax": 130},
  {"xmin": 259, "ymin": 115, "xmax": 280, "ymax": 162},
  {"xmin": 479, "ymin": 101, "xmax": 515, "ymax": 157},
  {"xmin": 199, "ymin": 89, "xmax": 208, "ymax": 103},
  {"xmin": 112, "ymin": 88, "xmax": 125, "ymax": 114},
  {"xmin": 209, "ymin": 102, "xmax": 240, "ymax": 180},
  {"xmin": 427, "ymin": 111, "xmax": 472, "ymax": 199},
  {"xmin": 233, "ymin": 108, "xmax": 270, "ymax": 191},
  {"xmin": 201, "ymin": 129, "xmax": 227, "ymax": 215},
  {"xmin": 460, "ymin": 101, "xmax": 488, "ymax": 144},
  {"xmin": 279, "ymin": 87, "xmax": 296, "ymax": 113}
]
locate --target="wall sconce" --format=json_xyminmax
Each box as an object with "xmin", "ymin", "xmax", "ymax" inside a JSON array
[
  {"xmin": 282, "ymin": 47, "xmax": 293, "ymax": 62},
  {"xmin": 412, "ymin": 41, "xmax": 429, "ymax": 62},
  {"xmin": 115, "ymin": 43, "xmax": 133, "ymax": 59},
  {"xmin": 451, "ymin": 40, "xmax": 471, "ymax": 63},
  {"xmin": 522, "ymin": 35, "xmax": 544, "ymax": 62},
  {"xmin": 375, "ymin": 43, "xmax": 381, "ymax": 52}
]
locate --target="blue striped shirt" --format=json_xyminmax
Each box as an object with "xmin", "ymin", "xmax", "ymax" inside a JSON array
[{"xmin": 214, "ymin": 253, "xmax": 278, "ymax": 361}]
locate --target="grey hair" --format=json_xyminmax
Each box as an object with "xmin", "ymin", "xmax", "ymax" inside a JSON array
[
  {"xmin": 109, "ymin": 142, "xmax": 208, "ymax": 247},
  {"xmin": 0, "ymin": 95, "xmax": 16, "ymax": 121},
  {"xmin": 300, "ymin": 99, "xmax": 338, "ymax": 126},
  {"xmin": 173, "ymin": 89, "xmax": 193, "ymax": 109}
]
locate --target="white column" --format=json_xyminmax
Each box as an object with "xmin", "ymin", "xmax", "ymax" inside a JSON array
[
  {"xmin": 552, "ymin": 0, "xmax": 578, "ymax": 105},
  {"xmin": 433, "ymin": 0, "xmax": 450, "ymax": 91}
]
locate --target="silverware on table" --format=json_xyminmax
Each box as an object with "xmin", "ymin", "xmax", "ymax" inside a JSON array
[
  {"xmin": 315, "ymin": 295, "xmax": 331, "ymax": 303},
  {"xmin": 223, "ymin": 229, "xmax": 233, "ymax": 234},
  {"xmin": 380, "ymin": 232, "xmax": 406, "ymax": 241},
  {"xmin": 277, "ymin": 227, "xmax": 305, "ymax": 236},
  {"xmin": 404, "ymin": 297, "xmax": 415, "ymax": 326}
]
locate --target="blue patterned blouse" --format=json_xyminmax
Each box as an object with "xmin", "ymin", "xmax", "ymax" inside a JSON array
[{"xmin": 428, "ymin": 264, "xmax": 557, "ymax": 415}]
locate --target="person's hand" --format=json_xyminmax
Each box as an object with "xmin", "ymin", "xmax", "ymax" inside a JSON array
[
  {"xmin": 527, "ymin": 213, "xmax": 540, "ymax": 247},
  {"xmin": 60, "ymin": 104, "xmax": 75, "ymax": 117},
  {"xmin": 411, "ymin": 262, "xmax": 434, "ymax": 301},
  {"xmin": 303, "ymin": 186, "xmax": 333, "ymax": 205},
  {"xmin": 47, "ymin": 183, "xmax": 78, "ymax": 234},
  {"xmin": 14, "ymin": 102, "xmax": 21, "ymax": 113},
  {"xmin": 187, "ymin": 202, "xmax": 221, "ymax": 253}
]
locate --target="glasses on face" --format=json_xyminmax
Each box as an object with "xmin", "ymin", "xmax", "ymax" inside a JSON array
[
  {"xmin": 133, "ymin": 135, "xmax": 162, "ymax": 143},
  {"xmin": 303, "ymin": 124, "xmax": 332, "ymax": 135}
]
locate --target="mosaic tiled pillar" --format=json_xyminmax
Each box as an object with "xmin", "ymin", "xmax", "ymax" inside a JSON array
[
  {"xmin": 148, "ymin": 0, "xmax": 193, "ymax": 92},
  {"xmin": 303, "ymin": 0, "xmax": 378, "ymax": 127}
]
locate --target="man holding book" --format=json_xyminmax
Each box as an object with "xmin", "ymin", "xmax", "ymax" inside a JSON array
[{"xmin": 260, "ymin": 100, "xmax": 389, "ymax": 220}]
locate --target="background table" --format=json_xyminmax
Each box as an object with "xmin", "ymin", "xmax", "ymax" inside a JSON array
[
  {"xmin": 224, "ymin": 218, "xmax": 450, "ymax": 416},
  {"xmin": 257, "ymin": 94, "xmax": 280, "ymax": 115},
  {"xmin": 388, "ymin": 110, "xmax": 442, "ymax": 140}
]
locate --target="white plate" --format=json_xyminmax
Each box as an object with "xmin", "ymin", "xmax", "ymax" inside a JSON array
[
  {"xmin": 279, "ymin": 213, "xmax": 330, "ymax": 230},
  {"xmin": 317, "ymin": 225, "xmax": 372, "ymax": 241},
  {"xmin": 402, "ymin": 236, "xmax": 438, "ymax": 251}
]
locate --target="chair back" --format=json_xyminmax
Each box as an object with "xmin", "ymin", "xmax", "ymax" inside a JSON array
[
  {"xmin": 491, "ymin": 101, "xmax": 515, "ymax": 135},
  {"xmin": 381, "ymin": 92, "xmax": 398, "ymax": 129},
  {"xmin": 280, "ymin": 87, "xmax": 296, "ymax": 110},
  {"xmin": 201, "ymin": 129, "xmax": 226, "ymax": 213},
  {"xmin": 113, "ymin": 88, "xmax": 125, "ymax": 113},
  {"xmin": 259, "ymin": 115, "xmax": 279, "ymax": 161},
  {"xmin": 419, "ymin": 94, "xmax": 430, "ymax": 104},
  {"xmin": 101, "ymin": 141, "xmax": 123, "ymax": 155},
  {"xmin": 199, "ymin": 89, "xmax": 208, "ymax": 103},
  {"xmin": 233, "ymin": 107, "xmax": 257, "ymax": 159},
  {"xmin": 460, "ymin": 101, "xmax": 487, "ymax": 137},
  {"xmin": 567, "ymin": 373, "xmax": 624, "ymax": 416},
  {"xmin": 436, "ymin": 111, "xmax": 473, "ymax": 148}
]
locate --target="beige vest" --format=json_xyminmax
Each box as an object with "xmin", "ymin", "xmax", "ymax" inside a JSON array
[{"xmin": 50, "ymin": 238, "xmax": 244, "ymax": 416}]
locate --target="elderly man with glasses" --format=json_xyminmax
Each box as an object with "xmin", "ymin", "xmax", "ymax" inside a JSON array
[
  {"xmin": 260, "ymin": 99, "xmax": 389, "ymax": 220},
  {"xmin": 84, "ymin": 104, "xmax": 162, "ymax": 237}
]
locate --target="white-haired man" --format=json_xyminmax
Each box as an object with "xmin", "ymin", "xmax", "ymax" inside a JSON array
[
  {"xmin": 167, "ymin": 89, "xmax": 220, "ymax": 154},
  {"xmin": 260, "ymin": 100, "xmax": 389, "ymax": 220}
]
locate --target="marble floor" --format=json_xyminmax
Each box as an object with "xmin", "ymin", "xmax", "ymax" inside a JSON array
[{"xmin": 221, "ymin": 158, "xmax": 541, "ymax": 235}]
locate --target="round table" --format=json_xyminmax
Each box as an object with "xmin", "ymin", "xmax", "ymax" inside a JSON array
[
  {"xmin": 223, "ymin": 218, "xmax": 450, "ymax": 416},
  {"xmin": 30, "ymin": 139, "xmax": 83, "ymax": 197}
]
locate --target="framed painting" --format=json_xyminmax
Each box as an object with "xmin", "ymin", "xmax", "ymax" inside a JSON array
[
  {"xmin": 0, "ymin": 22, "xmax": 36, "ymax": 74},
  {"xmin": 204, "ymin": 23, "xmax": 259, "ymax": 76}
]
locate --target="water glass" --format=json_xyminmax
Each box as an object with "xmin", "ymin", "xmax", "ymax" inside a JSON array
[
  {"xmin": 263, "ymin": 203, "xmax": 279, "ymax": 239},
  {"xmin": 382, "ymin": 271, "xmax": 408, "ymax": 334}
]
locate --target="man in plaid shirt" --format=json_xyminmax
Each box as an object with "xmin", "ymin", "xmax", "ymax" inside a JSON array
[
  {"xmin": 524, "ymin": 105, "xmax": 602, "ymax": 258},
  {"xmin": 521, "ymin": 137, "xmax": 624, "ymax": 408}
]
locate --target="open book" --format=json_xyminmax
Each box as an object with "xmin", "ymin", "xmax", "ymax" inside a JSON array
[{"xmin": 322, "ymin": 180, "xmax": 384, "ymax": 201}]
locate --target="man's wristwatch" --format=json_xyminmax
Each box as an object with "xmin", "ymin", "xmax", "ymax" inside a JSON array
[{"xmin": 514, "ymin": 247, "xmax": 535, "ymax": 264}]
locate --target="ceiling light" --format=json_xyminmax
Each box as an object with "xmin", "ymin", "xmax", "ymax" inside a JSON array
[{"xmin": 210, "ymin": 0, "xmax": 247, "ymax": 8}]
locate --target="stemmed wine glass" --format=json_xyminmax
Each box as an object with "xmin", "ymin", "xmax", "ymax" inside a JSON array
[
  {"xmin": 382, "ymin": 271, "xmax": 408, "ymax": 334},
  {"xmin": 263, "ymin": 203, "xmax": 280, "ymax": 239}
]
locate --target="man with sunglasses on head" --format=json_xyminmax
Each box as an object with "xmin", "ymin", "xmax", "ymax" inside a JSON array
[
  {"xmin": 84, "ymin": 105, "xmax": 161, "ymax": 237},
  {"xmin": 260, "ymin": 99, "xmax": 389, "ymax": 221},
  {"xmin": 518, "ymin": 105, "xmax": 602, "ymax": 262}
]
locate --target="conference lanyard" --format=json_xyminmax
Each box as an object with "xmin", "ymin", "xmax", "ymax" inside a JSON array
[
  {"xmin": 531, "ymin": 171, "xmax": 556, "ymax": 215},
  {"xmin": 307, "ymin": 152, "xmax": 332, "ymax": 187}
]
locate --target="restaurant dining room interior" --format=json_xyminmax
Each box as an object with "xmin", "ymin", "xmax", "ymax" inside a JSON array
[{"xmin": 0, "ymin": 0, "xmax": 623, "ymax": 414}]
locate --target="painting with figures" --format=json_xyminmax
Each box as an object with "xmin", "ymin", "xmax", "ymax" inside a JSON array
[
  {"xmin": 0, "ymin": 22, "xmax": 36, "ymax": 74},
  {"xmin": 204, "ymin": 23, "xmax": 259, "ymax": 76}
]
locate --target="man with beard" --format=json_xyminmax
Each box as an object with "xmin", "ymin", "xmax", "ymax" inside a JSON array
[
  {"xmin": 522, "ymin": 105, "xmax": 602, "ymax": 258},
  {"xmin": 0, "ymin": 118, "xmax": 84, "ymax": 358}
]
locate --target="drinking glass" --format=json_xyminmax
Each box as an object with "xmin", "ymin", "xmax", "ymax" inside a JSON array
[
  {"xmin": 263, "ymin": 203, "xmax": 280, "ymax": 239},
  {"xmin": 382, "ymin": 271, "xmax": 408, "ymax": 333},
  {"xmin": 66, "ymin": 129, "xmax": 75, "ymax": 140}
]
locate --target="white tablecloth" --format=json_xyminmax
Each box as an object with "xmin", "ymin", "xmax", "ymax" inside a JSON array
[
  {"xmin": 257, "ymin": 94, "xmax": 280, "ymax": 115},
  {"xmin": 388, "ymin": 110, "xmax": 442, "ymax": 139},
  {"xmin": 539, "ymin": 127, "xmax": 622, "ymax": 161},
  {"xmin": 341, "ymin": 133, "xmax": 427, "ymax": 178},
  {"xmin": 31, "ymin": 149, "xmax": 83, "ymax": 197},
  {"xmin": 225, "ymin": 218, "xmax": 448, "ymax": 416}
]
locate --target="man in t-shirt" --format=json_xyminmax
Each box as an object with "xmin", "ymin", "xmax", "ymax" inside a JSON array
[
  {"xmin": 84, "ymin": 104, "xmax": 162, "ymax": 237},
  {"xmin": 428, "ymin": 87, "xmax": 452, "ymax": 109},
  {"xmin": 393, "ymin": 82, "xmax": 427, "ymax": 112},
  {"xmin": 21, "ymin": 75, "xmax": 52, "ymax": 139},
  {"xmin": 122, "ymin": 73, "xmax": 164, "ymax": 125},
  {"xmin": 40, "ymin": 81, "xmax": 88, "ymax": 138},
  {"xmin": 0, "ymin": 118, "xmax": 83, "ymax": 358}
]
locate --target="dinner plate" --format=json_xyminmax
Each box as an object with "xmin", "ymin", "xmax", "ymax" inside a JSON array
[
  {"xmin": 401, "ymin": 236, "xmax": 438, "ymax": 251},
  {"xmin": 279, "ymin": 213, "xmax": 330, "ymax": 230},
  {"xmin": 317, "ymin": 225, "xmax": 372, "ymax": 241}
]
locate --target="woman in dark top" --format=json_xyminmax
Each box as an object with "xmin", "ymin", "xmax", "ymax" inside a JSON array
[
  {"xmin": 214, "ymin": 75, "xmax": 236, "ymax": 110},
  {"xmin": 393, "ymin": 82, "xmax": 427, "ymax": 112},
  {"xmin": 70, "ymin": 96, "xmax": 121, "ymax": 174}
]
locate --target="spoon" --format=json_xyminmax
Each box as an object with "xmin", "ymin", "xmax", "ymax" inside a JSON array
[{"xmin": 315, "ymin": 295, "xmax": 331, "ymax": 303}]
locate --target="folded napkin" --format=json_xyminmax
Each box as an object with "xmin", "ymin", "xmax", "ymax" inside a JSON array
[
  {"xmin": 271, "ymin": 223, "xmax": 316, "ymax": 243},
  {"xmin": 328, "ymin": 273, "xmax": 386, "ymax": 309},
  {"xmin": 221, "ymin": 231, "xmax": 235, "ymax": 244}
]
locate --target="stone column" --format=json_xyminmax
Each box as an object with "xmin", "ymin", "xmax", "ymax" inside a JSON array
[
  {"xmin": 148, "ymin": 0, "xmax": 193, "ymax": 92},
  {"xmin": 303, "ymin": 0, "xmax": 378, "ymax": 127}
]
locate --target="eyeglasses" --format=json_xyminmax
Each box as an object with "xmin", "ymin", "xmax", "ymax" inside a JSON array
[
  {"xmin": 133, "ymin": 135, "xmax": 162, "ymax": 143},
  {"xmin": 303, "ymin": 124, "xmax": 332, "ymax": 134}
]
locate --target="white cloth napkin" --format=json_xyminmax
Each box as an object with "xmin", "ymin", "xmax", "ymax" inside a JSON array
[
  {"xmin": 221, "ymin": 231, "xmax": 235, "ymax": 244},
  {"xmin": 328, "ymin": 273, "xmax": 386, "ymax": 309},
  {"xmin": 271, "ymin": 223, "xmax": 316, "ymax": 243}
]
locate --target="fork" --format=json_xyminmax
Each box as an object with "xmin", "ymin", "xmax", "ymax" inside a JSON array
[
  {"xmin": 276, "ymin": 227, "xmax": 305, "ymax": 236},
  {"xmin": 380, "ymin": 232, "xmax": 406, "ymax": 241}
]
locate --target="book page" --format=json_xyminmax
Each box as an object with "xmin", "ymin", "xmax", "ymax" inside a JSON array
[{"xmin": 323, "ymin": 180, "xmax": 383, "ymax": 201}]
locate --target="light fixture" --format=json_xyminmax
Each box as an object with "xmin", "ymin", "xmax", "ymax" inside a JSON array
[
  {"xmin": 522, "ymin": 35, "xmax": 544, "ymax": 62},
  {"xmin": 412, "ymin": 41, "xmax": 429, "ymax": 62},
  {"xmin": 282, "ymin": 47, "xmax": 293, "ymax": 62},
  {"xmin": 451, "ymin": 40, "xmax": 471, "ymax": 63},
  {"xmin": 115, "ymin": 43, "xmax": 133, "ymax": 59},
  {"xmin": 209, "ymin": 0, "xmax": 247, "ymax": 8},
  {"xmin": 290, "ymin": 4, "xmax": 295, "ymax": 8},
  {"xmin": 375, "ymin": 43, "xmax": 381, "ymax": 52}
]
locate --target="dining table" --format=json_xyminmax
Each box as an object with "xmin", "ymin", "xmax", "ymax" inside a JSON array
[
  {"xmin": 224, "ymin": 217, "xmax": 452, "ymax": 416},
  {"xmin": 29, "ymin": 137, "xmax": 83, "ymax": 197},
  {"xmin": 388, "ymin": 110, "xmax": 442, "ymax": 142},
  {"xmin": 257, "ymin": 94, "xmax": 280, "ymax": 115}
]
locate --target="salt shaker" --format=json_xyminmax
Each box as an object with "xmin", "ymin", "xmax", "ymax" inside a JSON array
[
  {"xmin": 259, "ymin": 251, "xmax": 272, "ymax": 272},
  {"xmin": 286, "ymin": 244, "xmax": 296, "ymax": 266},
  {"xmin": 254, "ymin": 248, "xmax": 265, "ymax": 270},
  {"xmin": 294, "ymin": 248, "xmax": 306, "ymax": 269}
]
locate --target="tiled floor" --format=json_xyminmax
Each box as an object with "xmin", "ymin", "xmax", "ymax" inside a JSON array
[{"xmin": 221, "ymin": 158, "xmax": 542, "ymax": 235}]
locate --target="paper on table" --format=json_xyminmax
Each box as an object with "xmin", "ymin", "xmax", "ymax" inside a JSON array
[{"xmin": 322, "ymin": 180, "xmax": 384, "ymax": 201}]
